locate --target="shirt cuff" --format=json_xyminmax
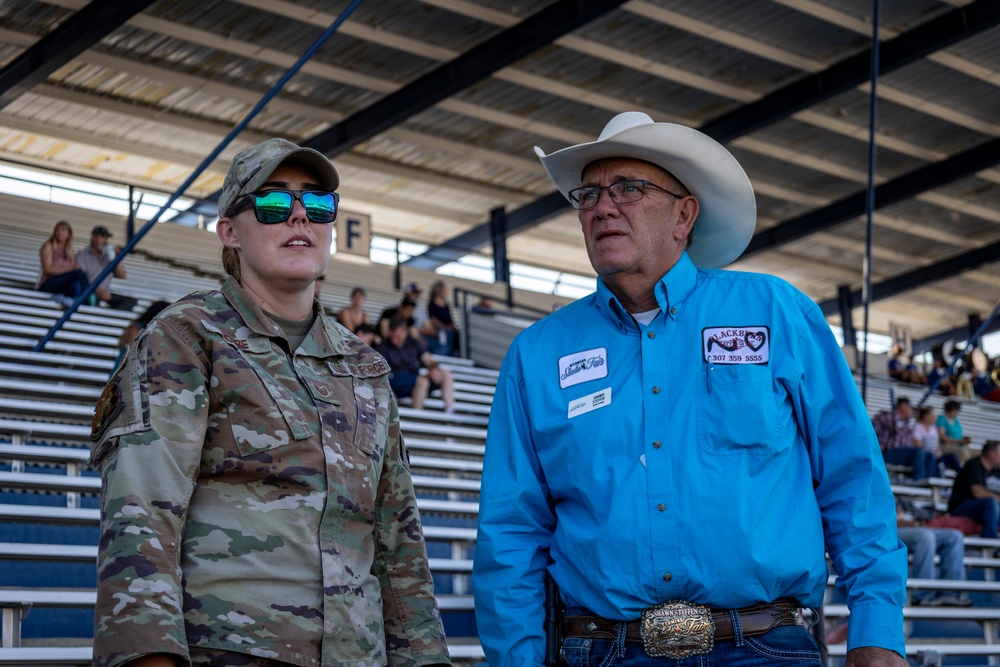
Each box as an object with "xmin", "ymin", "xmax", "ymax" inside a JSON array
[{"xmin": 846, "ymin": 601, "xmax": 905, "ymax": 656}]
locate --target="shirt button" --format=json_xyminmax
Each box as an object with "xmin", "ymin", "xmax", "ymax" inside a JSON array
[
  {"xmin": 652, "ymin": 386, "xmax": 660, "ymax": 394},
  {"xmin": 670, "ymin": 308, "xmax": 677, "ymax": 315},
  {"xmin": 647, "ymin": 331, "xmax": 655, "ymax": 339},
  {"xmin": 653, "ymin": 440, "xmax": 661, "ymax": 449},
  {"xmin": 663, "ymin": 572, "xmax": 672, "ymax": 582},
  {"xmin": 657, "ymin": 503, "xmax": 665, "ymax": 511}
]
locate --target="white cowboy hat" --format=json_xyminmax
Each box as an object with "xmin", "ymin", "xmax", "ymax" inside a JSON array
[{"xmin": 534, "ymin": 112, "xmax": 756, "ymax": 268}]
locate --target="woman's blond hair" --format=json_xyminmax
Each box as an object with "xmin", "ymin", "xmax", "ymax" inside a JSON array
[
  {"xmin": 221, "ymin": 245, "xmax": 241, "ymax": 281},
  {"xmin": 45, "ymin": 221, "xmax": 74, "ymax": 255}
]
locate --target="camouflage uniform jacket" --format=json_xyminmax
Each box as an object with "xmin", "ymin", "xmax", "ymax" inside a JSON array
[{"xmin": 90, "ymin": 278, "xmax": 450, "ymax": 667}]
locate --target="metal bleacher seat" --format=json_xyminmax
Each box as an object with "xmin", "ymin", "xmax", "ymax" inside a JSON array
[
  {"xmin": 3, "ymin": 217, "xmax": 1000, "ymax": 662},
  {"xmin": 0, "ymin": 240, "xmax": 496, "ymax": 661}
]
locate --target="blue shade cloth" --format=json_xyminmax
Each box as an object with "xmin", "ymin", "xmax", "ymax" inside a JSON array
[{"xmin": 473, "ymin": 251, "xmax": 906, "ymax": 666}]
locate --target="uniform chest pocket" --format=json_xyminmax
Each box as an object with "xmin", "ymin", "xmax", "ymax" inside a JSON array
[
  {"xmin": 310, "ymin": 368, "xmax": 391, "ymax": 465},
  {"xmin": 224, "ymin": 381, "xmax": 299, "ymax": 457},
  {"xmin": 213, "ymin": 349, "xmax": 313, "ymax": 458},
  {"xmin": 304, "ymin": 375, "xmax": 370, "ymax": 456},
  {"xmin": 696, "ymin": 364, "xmax": 782, "ymax": 455}
]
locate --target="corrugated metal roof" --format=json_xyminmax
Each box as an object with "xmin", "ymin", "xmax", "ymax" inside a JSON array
[{"xmin": 0, "ymin": 0, "xmax": 992, "ymax": 342}]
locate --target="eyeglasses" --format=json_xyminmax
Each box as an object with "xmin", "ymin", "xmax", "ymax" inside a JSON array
[
  {"xmin": 227, "ymin": 189, "xmax": 339, "ymax": 224},
  {"xmin": 567, "ymin": 180, "xmax": 686, "ymax": 210}
]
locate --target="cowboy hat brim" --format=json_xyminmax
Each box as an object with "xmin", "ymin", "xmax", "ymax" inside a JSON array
[{"xmin": 534, "ymin": 112, "xmax": 756, "ymax": 268}]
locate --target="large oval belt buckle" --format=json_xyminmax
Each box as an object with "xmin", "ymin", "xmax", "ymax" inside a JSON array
[{"xmin": 639, "ymin": 600, "xmax": 715, "ymax": 659}]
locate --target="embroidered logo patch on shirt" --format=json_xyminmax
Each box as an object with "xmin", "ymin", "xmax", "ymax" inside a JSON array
[
  {"xmin": 558, "ymin": 347, "xmax": 608, "ymax": 389},
  {"xmin": 702, "ymin": 326, "xmax": 770, "ymax": 365},
  {"xmin": 567, "ymin": 387, "xmax": 612, "ymax": 418}
]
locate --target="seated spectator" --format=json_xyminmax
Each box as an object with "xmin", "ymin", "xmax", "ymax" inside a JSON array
[
  {"xmin": 904, "ymin": 354, "xmax": 924, "ymax": 384},
  {"xmin": 947, "ymin": 439, "xmax": 1000, "ymax": 539},
  {"xmin": 897, "ymin": 502, "xmax": 971, "ymax": 607},
  {"xmin": 927, "ymin": 357, "xmax": 957, "ymax": 396},
  {"xmin": 75, "ymin": 226, "xmax": 137, "ymax": 311},
  {"xmin": 337, "ymin": 287, "xmax": 371, "ymax": 332},
  {"xmin": 872, "ymin": 397, "xmax": 936, "ymax": 481},
  {"xmin": 969, "ymin": 354, "xmax": 1000, "ymax": 401},
  {"xmin": 375, "ymin": 316, "xmax": 455, "ymax": 413},
  {"xmin": 37, "ymin": 220, "xmax": 89, "ymax": 307},
  {"xmin": 378, "ymin": 296, "xmax": 417, "ymax": 341},
  {"xmin": 983, "ymin": 361, "xmax": 1000, "ymax": 403},
  {"xmin": 118, "ymin": 300, "xmax": 171, "ymax": 348},
  {"xmin": 404, "ymin": 281, "xmax": 428, "ymax": 330},
  {"xmin": 956, "ymin": 355, "xmax": 977, "ymax": 398},
  {"xmin": 114, "ymin": 300, "xmax": 171, "ymax": 375},
  {"xmin": 913, "ymin": 405, "xmax": 958, "ymax": 475},
  {"xmin": 471, "ymin": 296, "xmax": 495, "ymax": 314},
  {"xmin": 937, "ymin": 400, "xmax": 974, "ymax": 465},
  {"xmin": 421, "ymin": 280, "xmax": 458, "ymax": 356},
  {"xmin": 888, "ymin": 344, "xmax": 923, "ymax": 384},
  {"xmin": 353, "ymin": 322, "xmax": 376, "ymax": 347}
]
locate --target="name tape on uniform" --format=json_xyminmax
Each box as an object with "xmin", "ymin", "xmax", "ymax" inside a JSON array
[
  {"xmin": 567, "ymin": 387, "xmax": 612, "ymax": 419},
  {"xmin": 702, "ymin": 326, "xmax": 770, "ymax": 365},
  {"xmin": 558, "ymin": 347, "xmax": 608, "ymax": 389}
]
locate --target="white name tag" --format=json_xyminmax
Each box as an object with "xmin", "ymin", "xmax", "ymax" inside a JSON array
[
  {"xmin": 567, "ymin": 387, "xmax": 612, "ymax": 419},
  {"xmin": 702, "ymin": 326, "xmax": 770, "ymax": 365},
  {"xmin": 558, "ymin": 347, "xmax": 608, "ymax": 389}
]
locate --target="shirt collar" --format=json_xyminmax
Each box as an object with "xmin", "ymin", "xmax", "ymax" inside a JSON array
[
  {"xmin": 594, "ymin": 251, "xmax": 699, "ymax": 327},
  {"xmin": 220, "ymin": 277, "xmax": 354, "ymax": 359}
]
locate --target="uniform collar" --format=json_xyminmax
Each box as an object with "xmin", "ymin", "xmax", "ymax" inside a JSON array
[
  {"xmin": 595, "ymin": 251, "xmax": 698, "ymax": 328},
  {"xmin": 220, "ymin": 277, "xmax": 355, "ymax": 359}
]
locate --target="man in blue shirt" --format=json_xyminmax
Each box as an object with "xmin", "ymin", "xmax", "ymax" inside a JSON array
[{"xmin": 472, "ymin": 112, "xmax": 906, "ymax": 666}]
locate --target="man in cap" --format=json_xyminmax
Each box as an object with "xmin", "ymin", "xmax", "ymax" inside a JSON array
[
  {"xmin": 75, "ymin": 225, "xmax": 137, "ymax": 311},
  {"xmin": 405, "ymin": 281, "xmax": 433, "ymax": 337},
  {"xmin": 472, "ymin": 113, "xmax": 906, "ymax": 666}
]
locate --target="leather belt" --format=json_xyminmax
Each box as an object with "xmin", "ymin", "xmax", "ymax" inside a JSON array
[{"xmin": 562, "ymin": 600, "xmax": 800, "ymax": 645}]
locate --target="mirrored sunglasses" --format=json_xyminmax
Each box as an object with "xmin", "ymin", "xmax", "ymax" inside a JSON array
[{"xmin": 228, "ymin": 189, "xmax": 339, "ymax": 224}]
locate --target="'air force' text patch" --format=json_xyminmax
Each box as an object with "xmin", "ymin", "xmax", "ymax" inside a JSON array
[{"xmin": 702, "ymin": 326, "xmax": 770, "ymax": 365}]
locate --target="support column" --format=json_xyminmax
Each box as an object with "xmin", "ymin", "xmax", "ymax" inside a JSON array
[
  {"xmin": 490, "ymin": 207, "xmax": 512, "ymax": 307},
  {"xmin": 969, "ymin": 313, "xmax": 983, "ymax": 348},
  {"xmin": 837, "ymin": 284, "xmax": 858, "ymax": 369}
]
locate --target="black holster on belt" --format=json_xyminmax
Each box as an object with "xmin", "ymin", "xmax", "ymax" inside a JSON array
[{"xmin": 544, "ymin": 573, "xmax": 563, "ymax": 667}]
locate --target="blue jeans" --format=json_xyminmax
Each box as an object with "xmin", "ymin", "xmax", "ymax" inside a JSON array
[
  {"xmin": 561, "ymin": 621, "xmax": 822, "ymax": 667},
  {"xmin": 951, "ymin": 497, "xmax": 999, "ymax": 538},
  {"xmin": 39, "ymin": 269, "xmax": 88, "ymax": 298},
  {"xmin": 897, "ymin": 526, "xmax": 965, "ymax": 602},
  {"xmin": 882, "ymin": 447, "xmax": 935, "ymax": 480},
  {"xmin": 422, "ymin": 330, "xmax": 457, "ymax": 356},
  {"xmin": 937, "ymin": 453, "xmax": 961, "ymax": 474}
]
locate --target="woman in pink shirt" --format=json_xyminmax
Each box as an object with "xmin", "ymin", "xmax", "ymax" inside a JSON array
[
  {"xmin": 37, "ymin": 220, "xmax": 89, "ymax": 307},
  {"xmin": 914, "ymin": 405, "xmax": 960, "ymax": 475}
]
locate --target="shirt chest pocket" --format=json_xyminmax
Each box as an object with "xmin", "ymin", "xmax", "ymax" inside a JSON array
[
  {"xmin": 696, "ymin": 363, "xmax": 783, "ymax": 455},
  {"xmin": 213, "ymin": 342, "xmax": 317, "ymax": 458},
  {"xmin": 321, "ymin": 364, "xmax": 391, "ymax": 464}
]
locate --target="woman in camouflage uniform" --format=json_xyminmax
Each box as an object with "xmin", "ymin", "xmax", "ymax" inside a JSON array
[{"xmin": 90, "ymin": 139, "xmax": 450, "ymax": 667}]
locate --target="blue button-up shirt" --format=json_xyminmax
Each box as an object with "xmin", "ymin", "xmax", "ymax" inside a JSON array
[{"xmin": 473, "ymin": 252, "xmax": 905, "ymax": 665}]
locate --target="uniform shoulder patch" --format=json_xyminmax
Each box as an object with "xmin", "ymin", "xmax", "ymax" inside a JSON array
[
  {"xmin": 91, "ymin": 379, "xmax": 125, "ymax": 442},
  {"xmin": 88, "ymin": 341, "xmax": 150, "ymax": 468}
]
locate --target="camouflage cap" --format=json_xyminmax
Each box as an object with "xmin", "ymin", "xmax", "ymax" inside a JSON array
[{"xmin": 218, "ymin": 138, "xmax": 340, "ymax": 218}]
